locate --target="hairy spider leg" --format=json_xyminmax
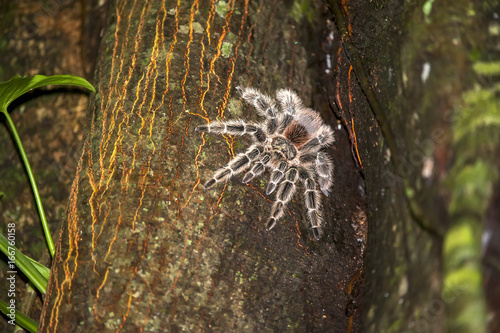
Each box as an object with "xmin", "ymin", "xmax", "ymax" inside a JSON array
[
  {"xmin": 236, "ymin": 86, "xmax": 279, "ymax": 135},
  {"xmin": 276, "ymin": 89, "xmax": 302, "ymax": 116},
  {"xmin": 315, "ymin": 151, "xmax": 334, "ymax": 196},
  {"xmin": 298, "ymin": 125, "xmax": 335, "ymax": 155},
  {"xmin": 266, "ymin": 156, "xmax": 288, "ymax": 195},
  {"xmin": 299, "ymin": 151, "xmax": 334, "ymax": 197},
  {"xmin": 236, "ymin": 86, "xmax": 278, "ymax": 118},
  {"xmin": 203, "ymin": 145, "xmax": 263, "ymax": 189},
  {"xmin": 267, "ymin": 167, "xmax": 299, "ymax": 230},
  {"xmin": 275, "ymin": 89, "xmax": 301, "ymax": 135},
  {"xmin": 299, "ymin": 167, "xmax": 323, "ymax": 240},
  {"xmin": 242, "ymin": 152, "xmax": 272, "ymax": 183},
  {"xmin": 195, "ymin": 120, "xmax": 267, "ymax": 143}
]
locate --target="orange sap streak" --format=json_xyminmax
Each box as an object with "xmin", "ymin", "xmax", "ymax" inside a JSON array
[
  {"xmin": 92, "ymin": 267, "xmax": 111, "ymax": 317},
  {"xmin": 118, "ymin": 292, "xmax": 134, "ymax": 330},
  {"xmin": 181, "ymin": 0, "xmax": 200, "ymax": 112},
  {"xmin": 347, "ymin": 65, "xmax": 362, "ymax": 168},
  {"xmin": 98, "ymin": 1, "xmax": 128, "ymax": 172},
  {"xmin": 348, "ymin": 65, "xmax": 353, "ymax": 103},
  {"xmin": 163, "ymin": 0, "xmax": 180, "ymax": 97},
  {"xmin": 198, "ymin": 0, "xmax": 215, "ymax": 120},
  {"xmin": 99, "ymin": 0, "xmax": 139, "ymax": 183},
  {"xmin": 351, "ymin": 117, "xmax": 363, "ymax": 169}
]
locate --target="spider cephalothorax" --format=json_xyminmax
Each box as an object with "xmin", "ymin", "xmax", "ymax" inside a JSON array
[{"xmin": 195, "ymin": 87, "xmax": 334, "ymax": 240}]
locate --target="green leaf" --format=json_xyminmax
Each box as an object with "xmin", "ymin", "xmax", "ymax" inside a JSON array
[
  {"xmin": 26, "ymin": 256, "xmax": 51, "ymax": 281},
  {"xmin": 473, "ymin": 61, "xmax": 500, "ymax": 76},
  {"xmin": 0, "ymin": 299, "xmax": 38, "ymax": 333},
  {"xmin": 0, "ymin": 234, "xmax": 48, "ymax": 295},
  {"xmin": 0, "ymin": 74, "xmax": 95, "ymax": 111},
  {"xmin": 0, "ymin": 74, "xmax": 94, "ymax": 258}
]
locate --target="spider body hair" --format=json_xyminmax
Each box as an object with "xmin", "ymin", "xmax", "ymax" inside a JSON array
[{"xmin": 195, "ymin": 87, "xmax": 334, "ymax": 240}]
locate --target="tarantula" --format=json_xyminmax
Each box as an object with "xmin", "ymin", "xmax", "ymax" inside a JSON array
[{"xmin": 195, "ymin": 87, "xmax": 334, "ymax": 240}]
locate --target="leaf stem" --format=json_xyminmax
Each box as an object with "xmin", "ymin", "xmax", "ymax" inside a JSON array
[{"xmin": 2, "ymin": 110, "xmax": 55, "ymax": 257}]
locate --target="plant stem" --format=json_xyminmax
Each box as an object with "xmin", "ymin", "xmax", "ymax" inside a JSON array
[{"xmin": 3, "ymin": 110, "xmax": 55, "ymax": 257}]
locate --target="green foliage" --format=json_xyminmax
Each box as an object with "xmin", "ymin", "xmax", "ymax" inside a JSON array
[
  {"xmin": 443, "ymin": 65, "xmax": 499, "ymax": 332},
  {"xmin": 0, "ymin": 74, "xmax": 94, "ymax": 332},
  {"xmin": 443, "ymin": 219, "xmax": 485, "ymax": 331},
  {"xmin": 448, "ymin": 160, "xmax": 496, "ymax": 214},
  {"xmin": 422, "ymin": 0, "xmax": 436, "ymax": 19},
  {"xmin": 0, "ymin": 234, "xmax": 48, "ymax": 295},
  {"xmin": 473, "ymin": 61, "xmax": 500, "ymax": 76},
  {"xmin": 453, "ymin": 85, "xmax": 500, "ymax": 166},
  {"xmin": 0, "ymin": 75, "xmax": 95, "ymax": 257},
  {"xmin": 0, "ymin": 74, "xmax": 95, "ymax": 111},
  {"xmin": 289, "ymin": 0, "xmax": 316, "ymax": 23},
  {"xmin": 0, "ymin": 300, "xmax": 38, "ymax": 333}
]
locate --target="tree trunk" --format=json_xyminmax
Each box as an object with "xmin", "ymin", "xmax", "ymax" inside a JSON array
[{"xmin": 39, "ymin": 0, "xmax": 364, "ymax": 331}]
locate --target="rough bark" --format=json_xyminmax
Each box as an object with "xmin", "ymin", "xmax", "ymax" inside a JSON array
[{"xmin": 338, "ymin": 0, "xmax": 487, "ymax": 332}]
